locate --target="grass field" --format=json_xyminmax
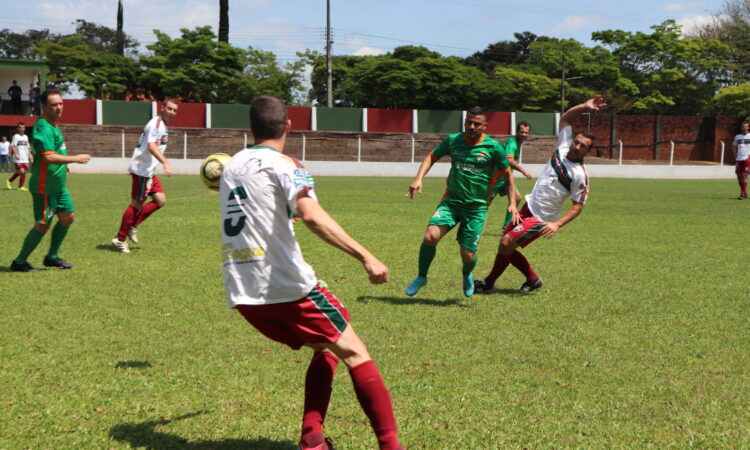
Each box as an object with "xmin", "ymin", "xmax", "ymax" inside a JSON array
[{"xmin": 1, "ymin": 174, "xmax": 749, "ymax": 448}]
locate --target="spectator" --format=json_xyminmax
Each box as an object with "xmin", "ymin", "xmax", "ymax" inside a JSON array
[{"xmin": 8, "ymin": 80, "xmax": 23, "ymax": 115}]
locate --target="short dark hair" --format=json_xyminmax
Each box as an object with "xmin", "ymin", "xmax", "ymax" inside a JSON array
[
  {"xmin": 250, "ymin": 96, "xmax": 288, "ymax": 140},
  {"xmin": 577, "ymin": 131, "xmax": 596, "ymax": 148},
  {"xmin": 17, "ymin": 122, "xmax": 25, "ymax": 127},
  {"xmin": 40, "ymin": 88, "xmax": 62, "ymax": 105},
  {"xmin": 742, "ymin": 120, "xmax": 749, "ymax": 127},
  {"xmin": 516, "ymin": 121, "xmax": 531, "ymax": 132},
  {"xmin": 466, "ymin": 106, "xmax": 486, "ymax": 117}
]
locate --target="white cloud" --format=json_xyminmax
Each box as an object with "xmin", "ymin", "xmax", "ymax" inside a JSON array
[
  {"xmin": 352, "ymin": 46, "xmax": 385, "ymax": 56},
  {"xmin": 662, "ymin": 2, "xmax": 703, "ymax": 13},
  {"xmin": 546, "ymin": 15, "xmax": 601, "ymax": 36},
  {"xmin": 677, "ymin": 14, "xmax": 716, "ymax": 34}
]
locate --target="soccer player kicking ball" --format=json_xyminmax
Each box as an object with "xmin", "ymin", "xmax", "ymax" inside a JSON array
[
  {"xmin": 221, "ymin": 96, "xmax": 403, "ymax": 450},
  {"xmin": 475, "ymin": 96, "xmax": 605, "ymax": 294},
  {"xmin": 10, "ymin": 89, "xmax": 92, "ymax": 272},
  {"xmin": 111, "ymin": 98, "xmax": 178, "ymax": 253},
  {"xmin": 405, "ymin": 107, "xmax": 519, "ymax": 298}
]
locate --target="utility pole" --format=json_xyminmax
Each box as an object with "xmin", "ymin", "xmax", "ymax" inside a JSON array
[
  {"xmin": 326, "ymin": 0, "xmax": 333, "ymax": 107},
  {"xmin": 560, "ymin": 53, "xmax": 565, "ymax": 115}
]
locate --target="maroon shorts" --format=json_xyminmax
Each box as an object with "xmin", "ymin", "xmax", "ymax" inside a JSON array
[
  {"xmin": 503, "ymin": 203, "xmax": 545, "ymax": 248},
  {"xmin": 235, "ymin": 284, "xmax": 351, "ymax": 350},
  {"xmin": 130, "ymin": 174, "xmax": 164, "ymax": 201},
  {"xmin": 736, "ymin": 159, "xmax": 750, "ymax": 175},
  {"xmin": 14, "ymin": 163, "xmax": 29, "ymax": 171}
]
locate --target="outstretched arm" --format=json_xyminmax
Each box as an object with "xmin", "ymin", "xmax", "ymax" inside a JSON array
[
  {"xmin": 539, "ymin": 201, "xmax": 584, "ymax": 237},
  {"xmin": 297, "ymin": 195, "xmax": 389, "ymax": 284},
  {"xmin": 560, "ymin": 95, "xmax": 606, "ymax": 130},
  {"xmin": 405, "ymin": 153, "xmax": 436, "ymax": 199},
  {"xmin": 43, "ymin": 152, "xmax": 91, "ymax": 165},
  {"xmin": 509, "ymin": 158, "xmax": 532, "ymax": 179}
]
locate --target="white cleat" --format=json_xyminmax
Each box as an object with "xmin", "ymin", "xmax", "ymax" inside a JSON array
[
  {"xmin": 128, "ymin": 227, "xmax": 139, "ymax": 244},
  {"xmin": 111, "ymin": 237, "xmax": 131, "ymax": 253}
]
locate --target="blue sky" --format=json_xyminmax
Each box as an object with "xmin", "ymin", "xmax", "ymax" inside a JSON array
[{"xmin": 10, "ymin": 0, "xmax": 723, "ymax": 62}]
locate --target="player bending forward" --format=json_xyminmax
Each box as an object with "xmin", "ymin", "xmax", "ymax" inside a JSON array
[
  {"xmin": 221, "ymin": 96, "xmax": 403, "ymax": 450},
  {"xmin": 111, "ymin": 98, "xmax": 178, "ymax": 253},
  {"xmin": 475, "ymin": 96, "xmax": 606, "ymax": 293}
]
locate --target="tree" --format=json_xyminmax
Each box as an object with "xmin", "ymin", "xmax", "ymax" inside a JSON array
[
  {"xmin": 116, "ymin": 0, "xmax": 124, "ymax": 56},
  {"xmin": 139, "ymin": 26, "xmax": 244, "ymax": 102},
  {"xmin": 229, "ymin": 47, "xmax": 306, "ymax": 104},
  {"xmin": 714, "ymin": 84, "xmax": 750, "ymax": 118},
  {"xmin": 73, "ymin": 19, "xmax": 139, "ymax": 55},
  {"xmin": 689, "ymin": 0, "xmax": 750, "ymax": 83},
  {"xmin": 0, "ymin": 29, "xmax": 61, "ymax": 59},
  {"xmin": 219, "ymin": 0, "xmax": 229, "ymax": 43},
  {"xmin": 462, "ymin": 32, "xmax": 542, "ymax": 75}
]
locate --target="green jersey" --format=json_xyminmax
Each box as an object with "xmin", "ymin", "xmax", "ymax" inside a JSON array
[
  {"xmin": 491, "ymin": 136, "xmax": 520, "ymax": 194},
  {"xmin": 431, "ymin": 132, "xmax": 510, "ymax": 208},
  {"xmin": 30, "ymin": 117, "xmax": 68, "ymax": 194}
]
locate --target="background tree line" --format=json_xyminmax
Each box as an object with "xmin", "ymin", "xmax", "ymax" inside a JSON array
[{"xmin": 1, "ymin": 0, "xmax": 749, "ymax": 116}]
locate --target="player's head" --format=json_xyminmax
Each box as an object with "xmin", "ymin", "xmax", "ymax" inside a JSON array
[
  {"xmin": 16, "ymin": 122, "xmax": 25, "ymax": 134},
  {"xmin": 250, "ymin": 95, "xmax": 290, "ymax": 140},
  {"xmin": 160, "ymin": 98, "xmax": 179, "ymax": 124},
  {"xmin": 516, "ymin": 121, "xmax": 530, "ymax": 143},
  {"xmin": 568, "ymin": 131, "xmax": 595, "ymax": 162},
  {"xmin": 40, "ymin": 88, "xmax": 63, "ymax": 121},
  {"xmin": 1, "ymin": 136, "xmax": 6, "ymax": 142},
  {"xmin": 742, "ymin": 121, "xmax": 749, "ymax": 134},
  {"xmin": 464, "ymin": 106, "xmax": 487, "ymax": 141}
]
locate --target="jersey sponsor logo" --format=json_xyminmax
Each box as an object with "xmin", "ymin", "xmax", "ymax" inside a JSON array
[
  {"xmin": 455, "ymin": 162, "xmax": 484, "ymax": 173},
  {"xmin": 293, "ymin": 168, "xmax": 314, "ymax": 188},
  {"xmin": 224, "ymin": 186, "xmax": 248, "ymax": 237},
  {"xmin": 222, "ymin": 242, "xmax": 266, "ymax": 262},
  {"xmin": 476, "ymin": 151, "xmax": 489, "ymax": 162}
]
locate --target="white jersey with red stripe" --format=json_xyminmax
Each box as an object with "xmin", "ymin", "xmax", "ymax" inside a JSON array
[
  {"xmin": 525, "ymin": 126, "xmax": 589, "ymax": 223},
  {"xmin": 128, "ymin": 116, "xmax": 168, "ymax": 177},
  {"xmin": 11, "ymin": 133, "xmax": 30, "ymax": 163},
  {"xmin": 220, "ymin": 145, "xmax": 318, "ymax": 307},
  {"xmin": 733, "ymin": 133, "xmax": 750, "ymax": 161}
]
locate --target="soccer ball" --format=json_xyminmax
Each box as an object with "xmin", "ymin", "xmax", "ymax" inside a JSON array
[{"xmin": 199, "ymin": 153, "xmax": 232, "ymax": 191}]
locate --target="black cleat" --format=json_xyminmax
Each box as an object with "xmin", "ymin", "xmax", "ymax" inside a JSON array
[
  {"xmin": 43, "ymin": 257, "xmax": 72, "ymax": 269},
  {"xmin": 520, "ymin": 278, "xmax": 543, "ymax": 292},
  {"xmin": 473, "ymin": 279, "xmax": 493, "ymax": 294},
  {"xmin": 739, "ymin": 195, "xmax": 747, "ymax": 200},
  {"xmin": 11, "ymin": 260, "xmax": 39, "ymax": 272}
]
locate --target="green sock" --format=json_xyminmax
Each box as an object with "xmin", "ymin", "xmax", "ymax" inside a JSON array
[
  {"xmin": 15, "ymin": 227, "xmax": 46, "ymax": 264},
  {"xmin": 462, "ymin": 254, "xmax": 477, "ymax": 276},
  {"xmin": 47, "ymin": 223, "xmax": 70, "ymax": 260},
  {"xmin": 503, "ymin": 209, "xmax": 514, "ymax": 228},
  {"xmin": 418, "ymin": 242, "xmax": 436, "ymax": 277}
]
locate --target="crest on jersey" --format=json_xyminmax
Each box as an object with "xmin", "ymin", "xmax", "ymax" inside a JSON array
[
  {"xmin": 476, "ymin": 152, "xmax": 489, "ymax": 162},
  {"xmin": 293, "ymin": 168, "xmax": 315, "ymax": 188}
]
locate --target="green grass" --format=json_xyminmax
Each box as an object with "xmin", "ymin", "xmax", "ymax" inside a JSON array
[{"xmin": 1, "ymin": 174, "xmax": 749, "ymax": 448}]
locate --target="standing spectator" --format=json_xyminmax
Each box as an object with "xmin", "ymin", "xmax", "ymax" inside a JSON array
[
  {"xmin": 0, "ymin": 136, "xmax": 10, "ymax": 172},
  {"xmin": 8, "ymin": 80, "xmax": 23, "ymax": 115},
  {"xmin": 30, "ymin": 83, "xmax": 41, "ymax": 116},
  {"xmin": 7, "ymin": 123, "xmax": 32, "ymax": 190},
  {"xmin": 732, "ymin": 121, "xmax": 750, "ymax": 200}
]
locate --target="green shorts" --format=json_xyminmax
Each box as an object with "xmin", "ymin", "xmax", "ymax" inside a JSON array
[
  {"xmin": 428, "ymin": 201, "xmax": 487, "ymax": 252},
  {"xmin": 32, "ymin": 188, "xmax": 74, "ymax": 224}
]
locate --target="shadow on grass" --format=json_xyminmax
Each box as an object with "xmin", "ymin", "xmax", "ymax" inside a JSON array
[
  {"xmin": 476, "ymin": 288, "xmax": 533, "ymax": 298},
  {"xmin": 109, "ymin": 411, "xmax": 295, "ymax": 449},
  {"xmin": 357, "ymin": 295, "xmax": 470, "ymax": 307},
  {"xmin": 115, "ymin": 360, "xmax": 152, "ymax": 369},
  {"xmin": 95, "ymin": 244, "xmax": 139, "ymax": 253}
]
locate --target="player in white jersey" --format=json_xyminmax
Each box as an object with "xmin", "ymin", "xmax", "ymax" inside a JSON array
[
  {"xmin": 221, "ymin": 96, "xmax": 402, "ymax": 450},
  {"xmin": 6, "ymin": 122, "xmax": 32, "ymax": 190},
  {"xmin": 111, "ymin": 99, "xmax": 178, "ymax": 253},
  {"xmin": 475, "ymin": 96, "xmax": 605, "ymax": 293},
  {"xmin": 732, "ymin": 121, "xmax": 750, "ymax": 200},
  {"xmin": 0, "ymin": 136, "xmax": 10, "ymax": 172}
]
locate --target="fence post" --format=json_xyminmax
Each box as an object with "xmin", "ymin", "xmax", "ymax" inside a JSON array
[
  {"xmin": 411, "ymin": 135, "xmax": 415, "ymax": 163},
  {"xmin": 302, "ymin": 134, "xmax": 306, "ymax": 161},
  {"xmin": 618, "ymin": 140, "xmax": 623, "ymax": 166},
  {"xmin": 183, "ymin": 132, "xmax": 187, "ymax": 159},
  {"xmin": 357, "ymin": 135, "xmax": 361, "ymax": 162},
  {"xmin": 244, "ymin": 133, "xmax": 247, "ymax": 148},
  {"xmin": 519, "ymin": 143, "xmax": 523, "ymax": 164},
  {"xmin": 669, "ymin": 140, "xmax": 674, "ymax": 166},
  {"xmin": 121, "ymin": 130, "xmax": 125, "ymax": 158},
  {"xmin": 720, "ymin": 141, "xmax": 725, "ymax": 166}
]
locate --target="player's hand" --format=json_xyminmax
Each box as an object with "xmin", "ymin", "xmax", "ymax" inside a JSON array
[
  {"xmin": 163, "ymin": 161, "xmax": 174, "ymax": 177},
  {"xmin": 406, "ymin": 179, "xmax": 422, "ymax": 199},
  {"xmin": 363, "ymin": 257, "xmax": 389, "ymax": 284},
  {"xmin": 586, "ymin": 95, "xmax": 607, "ymax": 112},
  {"xmin": 508, "ymin": 206, "xmax": 521, "ymax": 225},
  {"xmin": 77, "ymin": 154, "xmax": 92, "ymax": 164},
  {"xmin": 521, "ymin": 169, "xmax": 533, "ymax": 179},
  {"xmin": 539, "ymin": 221, "xmax": 560, "ymax": 238}
]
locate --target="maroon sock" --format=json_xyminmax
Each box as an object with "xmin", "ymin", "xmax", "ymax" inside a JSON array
[
  {"xmin": 9, "ymin": 173, "xmax": 18, "ymax": 182},
  {"xmin": 510, "ymin": 251, "xmax": 538, "ymax": 282},
  {"xmin": 134, "ymin": 201, "xmax": 161, "ymax": 227},
  {"xmin": 485, "ymin": 253, "xmax": 512, "ymax": 288},
  {"xmin": 301, "ymin": 352, "xmax": 339, "ymax": 438},
  {"xmin": 742, "ymin": 182, "xmax": 748, "ymax": 196},
  {"xmin": 349, "ymin": 360, "xmax": 401, "ymax": 450},
  {"xmin": 117, "ymin": 205, "xmax": 140, "ymax": 240},
  {"xmin": 18, "ymin": 173, "xmax": 25, "ymax": 188}
]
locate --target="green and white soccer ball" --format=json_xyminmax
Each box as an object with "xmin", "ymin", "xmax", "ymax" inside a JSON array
[{"xmin": 199, "ymin": 153, "xmax": 232, "ymax": 191}]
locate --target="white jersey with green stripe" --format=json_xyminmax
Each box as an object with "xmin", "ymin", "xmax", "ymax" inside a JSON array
[
  {"xmin": 526, "ymin": 126, "xmax": 589, "ymax": 222},
  {"xmin": 733, "ymin": 133, "xmax": 750, "ymax": 161},
  {"xmin": 220, "ymin": 145, "xmax": 318, "ymax": 307}
]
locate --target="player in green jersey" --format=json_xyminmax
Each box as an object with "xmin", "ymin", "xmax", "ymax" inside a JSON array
[
  {"xmin": 489, "ymin": 121, "xmax": 533, "ymax": 229},
  {"xmin": 405, "ymin": 106, "xmax": 519, "ymax": 297},
  {"xmin": 10, "ymin": 89, "xmax": 92, "ymax": 272}
]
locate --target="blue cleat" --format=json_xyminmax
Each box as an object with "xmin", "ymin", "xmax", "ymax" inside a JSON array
[
  {"xmin": 405, "ymin": 276, "xmax": 427, "ymax": 296},
  {"xmin": 463, "ymin": 273, "xmax": 474, "ymax": 297}
]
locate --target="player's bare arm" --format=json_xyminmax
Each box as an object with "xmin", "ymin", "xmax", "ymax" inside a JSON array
[
  {"xmin": 297, "ymin": 194, "xmax": 389, "ymax": 284},
  {"xmin": 147, "ymin": 142, "xmax": 173, "ymax": 176},
  {"xmin": 540, "ymin": 201, "xmax": 584, "ymax": 237},
  {"xmin": 509, "ymin": 158, "xmax": 532, "ymax": 179},
  {"xmin": 501, "ymin": 170, "xmax": 521, "ymax": 225},
  {"xmin": 560, "ymin": 95, "xmax": 607, "ymax": 129},
  {"xmin": 43, "ymin": 152, "xmax": 91, "ymax": 164},
  {"xmin": 406, "ymin": 154, "xmax": 436, "ymax": 199}
]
